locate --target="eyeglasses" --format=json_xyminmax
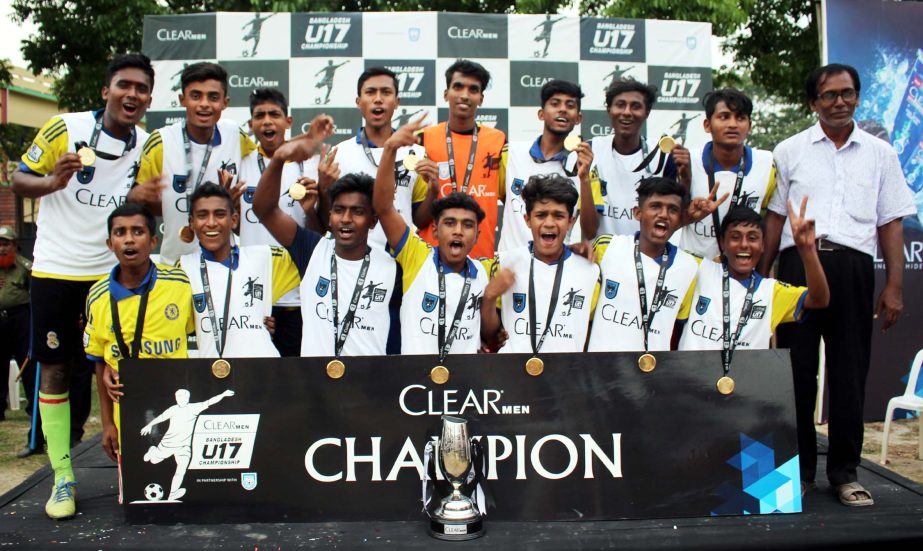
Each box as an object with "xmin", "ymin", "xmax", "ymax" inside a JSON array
[{"xmin": 817, "ymin": 89, "xmax": 857, "ymax": 103}]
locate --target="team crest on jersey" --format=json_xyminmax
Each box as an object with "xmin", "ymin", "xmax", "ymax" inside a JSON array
[
  {"xmin": 511, "ymin": 178, "xmax": 524, "ymax": 196},
  {"xmin": 749, "ymin": 303, "xmax": 766, "ymax": 320},
  {"xmin": 243, "ymin": 186, "xmax": 256, "ymax": 204},
  {"xmin": 164, "ymin": 303, "xmax": 179, "ymax": 320},
  {"xmin": 361, "ymin": 282, "xmax": 388, "ymax": 308},
  {"xmin": 242, "ymin": 277, "xmax": 263, "ymax": 307},
  {"xmin": 513, "ymin": 293, "xmax": 526, "ymax": 313},
  {"xmin": 696, "ymin": 296, "xmax": 711, "ymax": 315},
  {"xmin": 316, "ymin": 277, "xmax": 330, "ymax": 297},
  {"xmin": 599, "ymin": 178, "xmax": 609, "ymax": 197},
  {"xmin": 76, "ymin": 167, "xmax": 95, "ymax": 184},
  {"xmin": 173, "ymin": 175, "xmax": 189, "ymax": 193},
  {"xmin": 27, "ymin": 143, "xmax": 44, "ymax": 163},
  {"xmin": 46, "ymin": 331, "xmax": 59, "ymax": 350},
  {"xmin": 661, "ymin": 292, "xmax": 678, "ymax": 309},
  {"xmin": 193, "ymin": 293, "xmax": 206, "ymax": 313},
  {"xmin": 422, "ymin": 292, "xmax": 438, "ymax": 313},
  {"xmin": 220, "ymin": 161, "xmax": 238, "ymax": 175},
  {"xmin": 562, "ymin": 288, "xmax": 585, "ymax": 316},
  {"xmin": 605, "ymin": 279, "xmax": 620, "ymax": 299}
]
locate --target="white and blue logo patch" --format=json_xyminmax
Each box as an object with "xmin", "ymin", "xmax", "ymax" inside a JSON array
[
  {"xmin": 27, "ymin": 143, "xmax": 44, "ymax": 163},
  {"xmin": 241, "ymin": 472, "xmax": 257, "ymax": 491},
  {"xmin": 243, "ymin": 186, "xmax": 256, "ymax": 204},
  {"xmin": 193, "ymin": 293, "xmax": 206, "ymax": 313},
  {"xmin": 513, "ymin": 292, "xmax": 526, "ymax": 313},
  {"xmin": 605, "ymin": 279, "xmax": 619, "ymax": 299},
  {"xmin": 511, "ymin": 178, "xmax": 524, "ymax": 196},
  {"xmin": 422, "ymin": 292, "xmax": 438, "ymax": 313},
  {"xmin": 316, "ymin": 276, "xmax": 330, "ymax": 297},
  {"xmin": 172, "ymin": 174, "xmax": 189, "ymax": 193},
  {"xmin": 696, "ymin": 296, "xmax": 710, "ymax": 315}
]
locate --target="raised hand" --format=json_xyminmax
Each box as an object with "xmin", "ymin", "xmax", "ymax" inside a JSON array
[
  {"xmin": 787, "ymin": 196, "xmax": 816, "ymax": 250},
  {"xmin": 305, "ymin": 114, "xmax": 335, "ymax": 141},
  {"xmin": 386, "ymin": 112, "xmax": 428, "ymax": 149},
  {"xmin": 575, "ymin": 142, "xmax": 593, "ymax": 182},
  {"xmin": 318, "ymin": 144, "xmax": 340, "ymax": 193},
  {"xmin": 687, "ymin": 182, "xmax": 730, "ymax": 223}
]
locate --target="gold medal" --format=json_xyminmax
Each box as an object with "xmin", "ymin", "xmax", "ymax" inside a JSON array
[
  {"xmin": 525, "ymin": 357, "xmax": 544, "ymax": 377},
  {"xmin": 178, "ymin": 225, "xmax": 195, "ymax": 244},
  {"xmin": 717, "ymin": 376, "xmax": 735, "ymax": 395},
  {"xmin": 638, "ymin": 353, "xmax": 656, "ymax": 373},
  {"xmin": 563, "ymin": 134, "xmax": 582, "ymax": 151},
  {"xmin": 211, "ymin": 359, "xmax": 231, "ymax": 379},
  {"xmin": 658, "ymin": 135, "xmax": 676, "ymax": 154},
  {"xmin": 430, "ymin": 365, "xmax": 449, "ymax": 385},
  {"xmin": 402, "ymin": 153, "xmax": 419, "ymax": 171},
  {"xmin": 326, "ymin": 359, "xmax": 345, "ymax": 379},
  {"xmin": 289, "ymin": 183, "xmax": 307, "ymax": 201},
  {"xmin": 77, "ymin": 147, "xmax": 96, "ymax": 166}
]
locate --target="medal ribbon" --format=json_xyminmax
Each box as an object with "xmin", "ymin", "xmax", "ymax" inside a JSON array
[
  {"xmin": 360, "ymin": 127, "xmax": 405, "ymax": 185},
  {"xmin": 528, "ymin": 251, "xmax": 565, "ymax": 355},
  {"xmin": 109, "ymin": 263, "xmax": 154, "ymax": 360},
  {"xmin": 199, "ymin": 251, "xmax": 234, "ymax": 357},
  {"xmin": 630, "ymin": 138, "xmax": 665, "ymax": 176},
  {"xmin": 330, "ymin": 248, "xmax": 371, "ymax": 358},
  {"xmin": 708, "ymin": 149, "xmax": 747, "ymax": 241},
  {"xmin": 445, "ymin": 123, "xmax": 479, "ymax": 194},
  {"xmin": 634, "ymin": 236, "xmax": 671, "ymax": 352},
  {"xmin": 721, "ymin": 260, "xmax": 757, "ymax": 378},
  {"xmin": 77, "ymin": 111, "xmax": 135, "ymax": 161},
  {"xmin": 182, "ymin": 126, "xmax": 216, "ymax": 192},
  {"xmin": 436, "ymin": 259, "xmax": 472, "ymax": 363}
]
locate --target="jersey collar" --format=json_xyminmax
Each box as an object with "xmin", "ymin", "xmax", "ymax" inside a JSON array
[
  {"xmin": 201, "ymin": 244, "xmax": 240, "ymax": 270},
  {"xmin": 528, "ymin": 241, "xmax": 573, "ymax": 264},
  {"xmin": 354, "ymin": 127, "xmax": 396, "ymax": 147},
  {"xmin": 185, "ymin": 123, "xmax": 223, "ymax": 146},
  {"xmin": 432, "ymin": 247, "xmax": 479, "ymax": 277},
  {"xmin": 701, "ymin": 142, "xmax": 753, "ymax": 176},
  {"xmin": 108, "ymin": 262, "xmax": 157, "ymax": 302},
  {"xmin": 529, "ymin": 136, "xmax": 569, "ymax": 164},
  {"xmin": 635, "ymin": 231, "xmax": 678, "ymax": 268},
  {"xmin": 727, "ymin": 267, "xmax": 764, "ymax": 292},
  {"xmin": 93, "ymin": 108, "xmax": 138, "ymax": 150}
]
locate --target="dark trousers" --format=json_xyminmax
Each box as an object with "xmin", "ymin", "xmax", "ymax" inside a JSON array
[
  {"xmin": 776, "ymin": 246, "xmax": 874, "ymax": 487},
  {"xmin": 271, "ymin": 306, "xmax": 303, "ymax": 358},
  {"xmin": 0, "ymin": 304, "xmax": 30, "ymax": 419}
]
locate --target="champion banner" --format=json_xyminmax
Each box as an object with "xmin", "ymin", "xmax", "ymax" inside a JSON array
[
  {"xmin": 119, "ymin": 351, "xmax": 800, "ymax": 523},
  {"xmin": 824, "ymin": 0, "xmax": 923, "ymax": 421},
  {"xmin": 141, "ymin": 12, "xmax": 712, "ymax": 146}
]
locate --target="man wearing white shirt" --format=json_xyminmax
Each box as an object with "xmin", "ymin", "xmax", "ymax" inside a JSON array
[{"xmin": 761, "ymin": 63, "xmax": 915, "ymax": 507}]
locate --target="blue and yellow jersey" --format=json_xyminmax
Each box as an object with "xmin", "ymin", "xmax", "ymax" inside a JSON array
[{"xmin": 84, "ymin": 263, "xmax": 195, "ymax": 370}]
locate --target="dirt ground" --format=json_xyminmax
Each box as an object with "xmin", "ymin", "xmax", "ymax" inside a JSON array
[{"xmin": 818, "ymin": 418, "xmax": 923, "ymax": 484}]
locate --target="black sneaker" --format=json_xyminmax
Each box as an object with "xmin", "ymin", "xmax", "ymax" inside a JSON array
[{"xmin": 17, "ymin": 446, "xmax": 44, "ymax": 458}]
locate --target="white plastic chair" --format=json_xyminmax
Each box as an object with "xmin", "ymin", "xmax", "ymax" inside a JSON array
[
  {"xmin": 7, "ymin": 360, "xmax": 20, "ymax": 411},
  {"xmin": 880, "ymin": 349, "xmax": 923, "ymax": 464}
]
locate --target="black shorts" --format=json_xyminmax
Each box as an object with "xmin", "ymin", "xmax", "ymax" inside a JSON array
[{"xmin": 30, "ymin": 276, "xmax": 97, "ymax": 364}]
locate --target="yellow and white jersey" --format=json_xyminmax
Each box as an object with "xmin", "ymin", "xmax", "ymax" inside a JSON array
[
  {"xmin": 587, "ymin": 233, "xmax": 697, "ymax": 352},
  {"xmin": 332, "ymin": 132, "xmax": 427, "ymax": 250},
  {"xmin": 588, "ymin": 136, "xmax": 665, "ymax": 237},
  {"xmin": 84, "ymin": 263, "xmax": 194, "ymax": 369},
  {"xmin": 179, "ymin": 245, "xmax": 300, "ymax": 358},
  {"xmin": 498, "ymin": 139, "xmax": 603, "ymax": 252},
  {"xmin": 492, "ymin": 244, "xmax": 600, "ymax": 354},
  {"xmin": 238, "ymin": 148, "xmax": 318, "ymax": 308},
  {"xmin": 136, "ymin": 119, "xmax": 257, "ymax": 264},
  {"xmin": 679, "ymin": 144, "xmax": 776, "ymax": 260},
  {"xmin": 678, "ymin": 258, "xmax": 807, "ymax": 351},
  {"xmin": 21, "ymin": 111, "xmax": 149, "ymax": 279},
  {"xmin": 390, "ymin": 228, "xmax": 488, "ymax": 355},
  {"xmin": 299, "ymin": 236, "xmax": 397, "ymax": 357}
]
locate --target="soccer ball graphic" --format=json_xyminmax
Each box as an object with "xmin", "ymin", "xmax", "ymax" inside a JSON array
[{"xmin": 144, "ymin": 482, "xmax": 164, "ymax": 501}]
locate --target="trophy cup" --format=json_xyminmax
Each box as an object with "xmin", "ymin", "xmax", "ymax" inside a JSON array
[{"xmin": 429, "ymin": 415, "xmax": 484, "ymax": 540}]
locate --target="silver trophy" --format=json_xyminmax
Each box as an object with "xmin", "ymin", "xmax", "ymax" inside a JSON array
[{"xmin": 429, "ymin": 415, "xmax": 484, "ymax": 540}]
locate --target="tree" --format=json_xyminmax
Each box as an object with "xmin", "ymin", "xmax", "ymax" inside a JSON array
[{"xmin": 11, "ymin": 1, "xmax": 569, "ymax": 112}]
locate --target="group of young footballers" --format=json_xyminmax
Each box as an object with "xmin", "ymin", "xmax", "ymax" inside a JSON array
[{"xmin": 14, "ymin": 52, "xmax": 831, "ymax": 520}]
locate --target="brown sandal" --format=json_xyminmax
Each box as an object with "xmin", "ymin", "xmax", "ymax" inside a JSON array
[{"xmin": 836, "ymin": 482, "xmax": 874, "ymax": 507}]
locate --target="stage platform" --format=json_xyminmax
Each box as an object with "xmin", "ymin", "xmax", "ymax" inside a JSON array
[{"xmin": 2, "ymin": 435, "xmax": 922, "ymax": 549}]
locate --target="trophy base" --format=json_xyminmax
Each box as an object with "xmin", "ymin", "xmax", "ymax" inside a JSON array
[{"xmin": 429, "ymin": 517, "xmax": 484, "ymax": 541}]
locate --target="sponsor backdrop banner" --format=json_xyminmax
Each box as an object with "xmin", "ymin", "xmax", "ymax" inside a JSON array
[
  {"xmin": 824, "ymin": 0, "xmax": 923, "ymax": 421},
  {"xmin": 120, "ymin": 351, "xmax": 800, "ymax": 523},
  {"xmin": 142, "ymin": 12, "xmax": 711, "ymax": 145}
]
